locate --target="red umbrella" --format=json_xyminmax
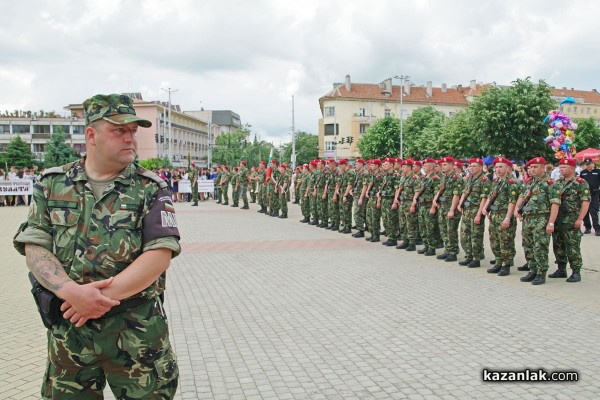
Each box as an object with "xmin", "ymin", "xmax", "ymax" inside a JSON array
[{"xmin": 575, "ymin": 148, "xmax": 600, "ymax": 163}]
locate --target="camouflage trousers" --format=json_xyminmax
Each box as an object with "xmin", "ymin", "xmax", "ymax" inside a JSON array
[
  {"xmin": 43, "ymin": 300, "xmax": 178, "ymax": 400},
  {"xmin": 192, "ymin": 183, "xmax": 199, "ymax": 203},
  {"xmin": 311, "ymin": 192, "xmax": 320, "ymax": 222},
  {"xmin": 397, "ymin": 201, "xmax": 407, "ymax": 240},
  {"xmin": 328, "ymin": 191, "xmax": 340, "ymax": 226},
  {"xmin": 366, "ymin": 197, "xmax": 382, "ymax": 238},
  {"xmin": 381, "ymin": 198, "xmax": 398, "ymax": 239},
  {"xmin": 418, "ymin": 203, "xmax": 438, "ymax": 250},
  {"xmin": 269, "ymin": 188, "xmax": 280, "ymax": 214},
  {"xmin": 522, "ymin": 213, "xmax": 552, "ymax": 274},
  {"xmin": 438, "ymin": 205, "xmax": 461, "ymax": 255},
  {"xmin": 460, "ymin": 206, "xmax": 486, "ymax": 260},
  {"xmin": 402, "ymin": 203, "xmax": 418, "ymax": 244},
  {"xmin": 250, "ymin": 185, "xmax": 257, "ymax": 203},
  {"xmin": 294, "ymin": 183, "xmax": 302, "ymax": 202},
  {"xmin": 221, "ymin": 184, "xmax": 229, "ymax": 203},
  {"xmin": 257, "ymin": 184, "xmax": 265, "ymax": 207},
  {"xmin": 488, "ymin": 211, "xmax": 517, "ymax": 266},
  {"xmin": 340, "ymin": 195, "xmax": 353, "ymax": 229},
  {"xmin": 353, "ymin": 195, "xmax": 367, "ymax": 231},
  {"xmin": 217, "ymin": 186, "xmax": 222, "ymax": 202},
  {"xmin": 279, "ymin": 191, "xmax": 288, "ymax": 215},
  {"xmin": 232, "ymin": 185, "xmax": 240, "ymax": 206},
  {"xmin": 552, "ymin": 215, "xmax": 583, "ymax": 271},
  {"xmin": 240, "ymin": 183, "xmax": 248, "ymax": 206},
  {"xmin": 301, "ymin": 191, "xmax": 311, "ymax": 217},
  {"xmin": 318, "ymin": 189, "xmax": 328, "ymax": 223}
]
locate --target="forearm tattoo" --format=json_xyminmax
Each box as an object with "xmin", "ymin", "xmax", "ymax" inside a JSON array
[{"xmin": 25, "ymin": 244, "xmax": 71, "ymax": 293}]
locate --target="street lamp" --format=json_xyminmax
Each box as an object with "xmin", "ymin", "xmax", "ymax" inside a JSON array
[{"xmin": 394, "ymin": 75, "xmax": 409, "ymax": 158}]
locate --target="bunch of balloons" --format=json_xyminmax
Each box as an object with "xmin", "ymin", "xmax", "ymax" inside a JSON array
[{"xmin": 543, "ymin": 97, "xmax": 577, "ymax": 160}]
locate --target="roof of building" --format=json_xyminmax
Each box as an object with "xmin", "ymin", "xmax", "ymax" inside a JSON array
[{"xmin": 552, "ymin": 88, "xmax": 600, "ymax": 104}]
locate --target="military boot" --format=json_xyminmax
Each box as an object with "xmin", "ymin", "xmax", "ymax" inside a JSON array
[
  {"xmin": 370, "ymin": 236, "xmax": 380, "ymax": 243},
  {"xmin": 520, "ymin": 271, "xmax": 537, "ymax": 282},
  {"xmin": 436, "ymin": 252, "xmax": 448, "ymax": 260},
  {"xmin": 258, "ymin": 207, "xmax": 266, "ymax": 213},
  {"xmin": 300, "ymin": 217, "xmax": 309, "ymax": 223},
  {"xmin": 444, "ymin": 253, "xmax": 457, "ymax": 262},
  {"xmin": 487, "ymin": 264, "xmax": 502, "ymax": 273},
  {"xmin": 331, "ymin": 225, "xmax": 339, "ymax": 231},
  {"xmin": 436, "ymin": 242, "xmax": 444, "ymax": 249},
  {"xmin": 382, "ymin": 239, "xmax": 389, "ymax": 246},
  {"xmin": 489, "ymin": 259, "xmax": 496, "ymax": 265},
  {"xmin": 424, "ymin": 249, "xmax": 436, "ymax": 256},
  {"xmin": 405, "ymin": 244, "xmax": 416, "ymax": 252},
  {"xmin": 417, "ymin": 247, "xmax": 428, "ymax": 254},
  {"xmin": 222, "ymin": 202, "xmax": 229, "ymax": 205},
  {"xmin": 353, "ymin": 231, "xmax": 365, "ymax": 238},
  {"xmin": 365, "ymin": 236, "xmax": 373, "ymax": 241},
  {"xmin": 191, "ymin": 202, "xmax": 198, "ymax": 206},
  {"xmin": 310, "ymin": 219, "xmax": 318, "ymax": 225},
  {"xmin": 458, "ymin": 258, "xmax": 473, "ymax": 266},
  {"xmin": 278, "ymin": 214, "xmax": 288, "ymax": 219},
  {"xmin": 517, "ymin": 263, "xmax": 529, "ymax": 271},
  {"xmin": 241, "ymin": 205, "xmax": 249, "ymax": 210},
  {"xmin": 566, "ymin": 271, "xmax": 581, "ymax": 282},
  {"xmin": 497, "ymin": 265, "xmax": 510, "ymax": 276},
  {"xmin": 231, "ymin": 204, "xmax": 238, "ymax": 207},
  {"xmin": 396, "ymin": 241, "xmax": 409, "ymax": 249},
  {"xmin": 342, "ymin": 227, "xmax": 352, "ymax": 234},
  {"xmin": 549, "ymin": 265, "xmax": 567, "ymax": 278},
  {"xmin": 386, "ymin": 239, "xmax": 397, "ymax": 247},
  {"xmin": 467, "ymin": 260, "xmax": 481, "ymax": 268},
  {"xmin": 415, "ymin": 238, "xmax": 423, "ymax": 245},
  {"xmin": 531, "ymin": 274, "xmax": 546, "ymax": 285}
]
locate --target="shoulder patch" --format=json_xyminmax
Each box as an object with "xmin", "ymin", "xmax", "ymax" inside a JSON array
[
  {"xmin": 452, "ymin": 174, "xmax": 457, "ymax": 179},
  {"xmin": 547, "ymin": 179, "xmax": 553, "ymax": 185},
  {"xmin": 138, "ymin": 167, "xmax": 168, "ymax": 190},
  {"xmin": 40, "ymin": 165, "xmax": 67, "ymax": 178},
  {"xmin": 432, "ymin": 176, "xmax": 438, "ymax": 180},
  {"xmin": 577, "ymin": 177, "xmax": 584, "ymax": 184},
  {"xmin": 481, "ymin": 176, "xmax": 487, "ymax": 182},
  {"xmin": 508, "ymin": 178, "xmax": 515, "ymax": 184}
]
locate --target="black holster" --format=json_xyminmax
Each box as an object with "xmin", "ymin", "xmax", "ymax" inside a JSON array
[{"xmin": 28, "ymin": 272, "xmax": 62, "ymax": 330}]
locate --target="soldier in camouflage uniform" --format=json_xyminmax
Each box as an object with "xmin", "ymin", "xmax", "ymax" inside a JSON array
[
  {"xmin": 189, "ymin": 163, "xmax": 199, "ymax": 206},
  {"xmin": 238, "ymin": 160, "xmax": 250, "ymax": 209},
  {"xmin": 433, "ymin": 156, "xmax": 464, "ymax": 262},
  {"xmin": 316, "ymin": 160, "xmax": 329, "ymax": 228},
  {"xmin": 256, "ymin": 161, "xmax": 267, "ymax": 213},
  {"xmin": 310, "ymin": 160, "xmax": 323, "ymax": 225},
  {"xmin": 249, "ymin": 166, "xmax": 258, "ymax": 203},
  {"xmin": 515, "ymin": 157, "xmax": 560, "ymax": 285},
  {"xmin": 231, "ymin": 166, "xmax": 240, "ymax": 207},
  {"xmin": 395, "ymin": 159, "xmax": 419, "ymax": 251},
  {"xmin": 325, "ymin": 159, "xmax": 340, "ymax": 230},
  {"xmin": 351, "ymin": 159, "xmax": 368, "ymax": 238},
  {"xmin": 267, "ymin": 159, "xmax": 280, "ymax": 216},
  {"xmin": 338, "ymin": 159, "xmax": 353, "ymax": 233},
  {"xmin": 13, "ymin": 94, "xmax": 180, "ymax": 399},
  {"xmin": 482, "ymin": 157, "xmax": 520, "ymax": 276},
  {"xmin": 549, "ymin": 158, "xmax": 590, "ymax": 282},
  {"xmin": 392, "ymin": 158, "xmax": 406, "ymax": 243},
  {"xmin": 366, "ymin": 159, "xmax": 383, "ymax": 242},
  {"xmin": 299, "ymin": 164, "xmax": 311, "ymax": 222},
  {"xmin": 380, "ymin": 157, "xmax": 399, "ymax": 246},
  {"xmin": 215, "ymin": 165, "xmax": 223, "ymax": 204},
  {"xmin": 278, "ymin": 163, "xmax": 290, "ymax": 218},
  {"xmin": 516, "ymin": 163, "xmax": 533, "ymax": 271},
  {"xmin": 412, "ymin": 160, "xmax": 424, "ymax": 244},
  {"xmin": 220, "ymin": 166, "xmax": 230, "ymax": 205},
  {"xmin": 457, "ymin": 158, "xmax": 490, "ymax": 268},
  {"xmin": 417, "ymin": 158, "xmax": 440, "ymax": 256},
  {"xmin": 293, "ymin": 166, "xmax": 302, "ymax": 204},
  {"xmin": 305, "ymin": 161, "xmax": 317, "ymax": 223}
]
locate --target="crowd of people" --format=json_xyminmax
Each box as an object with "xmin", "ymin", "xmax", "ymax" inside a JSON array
[
  {"xmin": 0, "ymin": 164, "xmax": 40, "ymax": 206},
  {"xmin": 209, "ymin": 156, "xmax": 599, "ymax": 285}
]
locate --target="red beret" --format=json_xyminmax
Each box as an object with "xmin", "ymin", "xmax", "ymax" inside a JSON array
[
  {"xmin": 191, "ymin": 162, "xmax": 196, "ymax": 167},
  {"xmin": 223, "ymin": 166, "xmax": 229, "ymax": 170},
  {"xmin": 259, "ymin": 161, "xmax": 267, "ymax": 166},
  {"xmin": 309, "ymin": 160, "xmax": 318, "ymax": 166},
  {"xmin": 271, "ymin": 159, "xmax": 277, "ymax": 164},
  {"xmin": 328, "ymin": 158, "xmax": 337, "ymax": 164},
  {"xmin": 493, "ymin": 157, "xmax": 513, "ymax": 167},
  {"xmin": 233, "ymin": 167, "xmax": 238, "ymax": 171},
  {"xmin": 317, "ymin": 159, "xmax": 325, "ymax": 164},
  {"xmin": 303, "ymin": 163, "xmax": 309, "ymax": 168},
  {"xmin": 528, "ymin": 157, "xmax": 547, "ymax": 165},
  {"xmin": 454, "ymin": 161, "xmax": 463, "ymax": 168},
  {"xmin": 469, "ymin": 157, "xmax": 483, "ymax": 165},
  {"xmin": 338, "ymin": 159, "xmax": 348, "ymax": 165},
  {"xmin": 384, "ymin": 157, "xmax": 395, "ymax": 163},
  {"xmin": 372, "ymin": 159, "xmax": 381, "ymax": 166},
  {"xmin": 402, "ymin": 159, "xmax": 414, "ymax": 166},
  {"xmin": 355, "ymin": 158, "xmax": 365, "ymax": 164},
  {"xmin": 395, "ymin": 158, "xmax": 403, "ymax": 164},
  {"xmin": 440, "ymin": 156, "xmax": 455, "ymax": 163},
  {"xmin": 413, "ymin": 160, "xmax": 423, "ymax": 167},
  {"xmin": 559, "ymin": 158, "xmax": 577, "ymax": 167},
  {"xmin": 424, "ymin": 158, "xmax": 436, "ymax": 164},
  {"xmin": 240, "ymin": 160, "xmax": 247, "ymax": 165}
]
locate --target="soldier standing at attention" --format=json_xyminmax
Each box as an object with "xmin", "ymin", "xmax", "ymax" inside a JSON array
[
  {"xmin": 579, "ymin": 158, "xmax": 600, "ymax": 235},
  {"xmin": 417, "ymin": 158, "xmax": 440, "ymax": 256},
  {"xmin": 14, "ymin": 94, "xmax": 180, "ymax": 399},
  {"xmin": 299, "ymin": 164, "xmax": 311, "ymax": 222},
  {"xmin": 516, "ymin": 163, "xmax": 534, "ymax": 272},
  {"xmin": 238, "ymin": 160, "xmax": 250, "ymax": 209},
  {"xmin": 276, "ymin": 163, "xmax": 289, "ymax": 218},
  {"xmin": 549, "ymin": 158, "xmax": 590, "ymax": 282},
  {"xmin": 316, "ymin": 159, "xmax": 329, "ymax": 228},
  {"xmin": 395, "ymin": 159, "xmax": 419, "ymax": 251},
  {"xmin": 249, "ymin": 166, "xmax": 258, "ymax": 204},
  {"xmin": 190, "ymin": 162, "xmax": 199, "ymax": 206},
  {"xmin": 215, "ymin": 165, "xmax": 223, "ymax": 204},
  {"xmin": 256, "ymin": 161, "xmax": 267, "ymax": 213},
  {"xmin": 220, "ymin": 165, "xmax": 230, "ymax": 205},
  {"xmin": 482, "ymin": 157, "xmax": 520, "ymax": 276},
  {"xmin": 350, "ymin": 159, "xmax": 368, "ymax": 238},
  {"xmin": 457, "ymin": 158, "xmax": 490, "ymax": 268},
  {"xmin": 380, "ymin": 158, "xmax": 399, "ymax": 247},
  {"xmin": 433, "ymin": 156, "xmax": 464, "ymax": 262},
  {"xmin": 230, "ymin": 166, "xmax": 240, "ymax": 207},
  {"xmin": 325, "ymin": 159, "xmax": 340, "ymax": 230},
  {"xmin": 338, "ymin": 159, "xmax": 353, "ymax": 233},
  {"xmin": 515, "ymin": 157, "xmax": 559, "ymax": 285},
  {"xmin": 366, "ymin": 159, "xmax": 383, "ymax": 242}
]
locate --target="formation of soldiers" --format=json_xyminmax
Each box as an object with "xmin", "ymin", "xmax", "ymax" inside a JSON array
[{"xmin": 212, "ymin": 156, "xmax": 590, "ymax": 285}]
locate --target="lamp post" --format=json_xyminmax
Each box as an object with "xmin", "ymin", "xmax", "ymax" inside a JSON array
[
  {"xmin": 161, "ymin": 87, "xmax": 178, "ymax": 163},
  {"xmin": 394, "ymin": 75, "xmax": 409, "ymax": 158}
]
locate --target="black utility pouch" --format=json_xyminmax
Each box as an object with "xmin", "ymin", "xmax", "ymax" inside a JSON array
[{"xmin": 28, "ymin": 272, "xmax": 62, "ymax": 330}]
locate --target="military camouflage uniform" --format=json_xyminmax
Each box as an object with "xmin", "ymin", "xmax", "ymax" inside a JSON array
[
  {"xmin": 460, "ymin": 173, "xmax": 490, "ymax": 261},
  {"xmin": 339, "ymin": 168, "xmax": 353, "ymax": 231},
  {"xmin": 417, "ymin": 173, "xmax": 440, "ymax": 252},
  {"xmin": 488, "ymin": 177, "xmax": 520, "ymax": 266},
  {"xmin": 279, "ymin": 170, "xmax": 290, "ymax": 217},
  {"xmin": 220, "ymin": 170, "xmax": 230, "ymax": 205},
  {"xmin": 231, "ymin": 170, "xmax": 241, "ymax": 206},
  {"xmin": 215, "ymin": 170, "xmax": 222, "ymax": 203},
  {"xmin": 238, "ymin": 166, "xmax": 249, "ymax": 207},
  {"xmin": 367, "ymin": 171, "xmax": 383, "ymax": 240},
  {"xmin": 327, "ymin": 168, "xmax": 341, "ymax": 229},
  {"xmin": 552, "ymin": 176, "xmax": 590, "ymax": 272},
  {"xmin": 380, "ymin": 171, "xmax": 399, "ymax": 240},
  {"xmin": 14, "ymin": 158, "xmax": 180, "ymax": 399},
  {"xmin": 258, "ymin": 169, "xmax": 267, "ymax": 210},
  {"xmin": 300, "ymin": 170, "xmax": 311, "ymax": 219},
  {"xmin": 437, "ymin": 172, "xmax": 464, "ymax": 256},
  {"xmin": 268, "ymin": 168, "xmax": 281, "ymax": 216},
  {"xmin": 189, "ymin": 168, "xmax": 199, "ymax": 204},
  {"xmin": 317, "ymin": 169, "xmax": 329, "ymax": 226},
  {"xmin": 311, "ymin": 169, "xmax": 322, "ymax": 224},
  {"xmin": 352, "ymin": 169, "xmax": 368, "ymax": 232},
  {"xmin": 400, "ymin": 172, "xmax": 420, "ymax": 245},
  {"xmin": 249, "ymin": 170, "xmax": 258, "ymax": 203}
]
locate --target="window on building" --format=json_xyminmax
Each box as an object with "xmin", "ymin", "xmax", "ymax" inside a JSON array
[
  {"xmin": 358, "ymin": 108, "xmax": 366, "ymax": 116},
  {"xmin": 0, "ymin": 125, "xmax": 9, "ymax": 134},
  {"xmin": 33, "ymin": 125, "xmax": 51, "ymax": 134},
  {"xmin": 324, "ymin": 123, "xmax": 339, "ymax": 136},
  {"xmin": 384, "ymin": 109, "xmax": 391, "ymax": 117},
  {"xmin": 567, "ymin": 107, "xmax": 571, "ymax": 112},
  {"xmin": 72, "ymin": 124, "xmax": 85, "ymax": 134},
  {"xmin": 324, "ymin": 106, "xmax": 335, "ymax": 117},
  {"xmin": 12, "ymin": 124, "xmax": 30, "ymax": 133},
  {"xmin": 574, "ymin": 107, "xmax": 578, "ymax": 113},
  {"xmin": 325, "ymin": 141, "xmax": 337, "ymax": 151},
  {"xmin": 360, "ymin": 124, "xmax": 369, "ymax": 135},
  {"xmin": 588, "ymin": 108, "xmax": 591, "ymax": 114},
  {"xmin": 53, "ymin": 125, "xmax": 70, "ymax": 133}
]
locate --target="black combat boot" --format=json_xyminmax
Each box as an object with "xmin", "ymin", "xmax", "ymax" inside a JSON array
[
  {"xmin": 258, "ymin": 207, "xmax": 266, "ymax": 213},
  {"xmin": 353, "ymin": 230, "xmax": 365, "ymax": 238},
  {"xmin": 520, "ymin": 271, "xmax": 537, "ymax": 282},
  {"xmin": 497, "ymin": 265, "xmax": 510, "ymax": 276},
  {"xmin": 467, "ymin": 260, "xmax": 480, "ymax": 268},
  {"xmin": 444, "ymin": 253, "xmax": 457, "ymax": 262},
  {"xmin": 566, "ymin": 271, "xmax": 581, "ymax": 282},
  {"xmin": 424, "ymin": 249, "xmax": 436, "ymax": 256},
  {"xmin": 278, "ymin": 214, "xmax": 287, "ymax": 219},
  {"xmin": 222, "ymin": 202, "xmax": 229, "ymax": 205},
  {"xmin": 191, "ymin": 202, "xmax": 198, "ymax": 206},
  {"xmin": 370, "ymin": 236, "xmax": 380, "ymax": 243},
  {"xmin": 331, "ymin": 225, "xmax": 339, "ymax": 231},
  {"xmin": 436, "ymin": 242, "xmax": 444, "ymax": 249},
  {"xmin": 231, "ymin": 204, "xmax": 238, "ymax": 207},
  {"xmin": 241, "ymin": 204, "xmax": 249, "ymax": 210},
  {"xmin": 517, "ymin": 263, "xmax": 529, "ymax": 271},
  {"xmin": 548, "ymin": 265, "xmax": 567, "ymax": 278},
  {"xmin": 531, "ymin": 274, "xmax": 546, "ymax": 285},
  {"xmin": 415, "ymin": 238, "xmax": 423, "ymax": 245},
  {"xmin": 396, "ymin": 241, "xmax": 409, "ymax": 249},
  {"xmin": 342, "ymin": 227, "xmax": 351, "ymax": 234},
  {"xmin": 300, "ymin": 217, "xmax": 309, "ymax": 223},
  {"xmin": 310, "ymin": 219, "xmax": 318, "ymax": 225},
  {"xmin": 436, "ymin": 252, "xmax": 448, "ymax": 260},
  {"xmin": 382, "ymin": 240, "xmax": 389, "ymax": 246},
  {"xmin": 417, "ymin": 247, "xmax": 428, "ymax": 254},
  {"xmin": 386, "ymin": 239, "xmax": 397, "ymax": 247},
  {"xmin": 489, "ymin": 259, "xmax": 496, "ymax": 265},
  {"xmin": 487, "ymin": 264, "xmax": 502, "ymax": 273},
  {"xmin": 405, "ymin": 244, "xmax": 416, "ymax": 251},
  {"xmin": 458, "ymin": 258, "xmax": 472, "ymax": 266}
]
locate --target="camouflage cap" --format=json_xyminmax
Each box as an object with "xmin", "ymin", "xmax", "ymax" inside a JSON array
[{"xmin": 83, "ymin": 94, "xmax": 152, "ymax": 128}]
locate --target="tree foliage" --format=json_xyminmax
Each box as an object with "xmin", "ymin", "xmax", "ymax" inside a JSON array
[
  {"xmin": 573, "ymin": 118, "xmax": 600, "ymax": 151},
  {"xmin": 137, "ymin": 156, "xmax": 172, "ymax": 170},
  {"xmin": 2, "ymin": 135, "xmax": 34, "ymax": 169},
  {"xmin": 357, "ymin": 116, "xmax": 401, "ymax": 159},
  {"xmin": 44, "ymin": 129, "xmax": 80, "ymax": 168},
  {"xmin": 436, "ymin": 109, "xmax": 483, "ymax": 158},
  {"xmin": 470, "ymin": 78, "xmax": 555, "ymax": 161},
  {"xmin": 403, "ymin": 106, "xmax": 447, "ymax": 159},
  {"xmin": 211, "ymin": 127, "xmax": 250, "ymax": 166},
  {"xmin": 282, "ymin": 131, "xmax": 318, "ymax": 166}
]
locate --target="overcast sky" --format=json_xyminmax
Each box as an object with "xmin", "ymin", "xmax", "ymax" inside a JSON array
[{"xmin": 1, "ymin": 0, "xmax": 598, "ymax": 144}]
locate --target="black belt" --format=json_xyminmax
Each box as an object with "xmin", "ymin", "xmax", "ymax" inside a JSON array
[{"xmin": 99, "ymin": 296, "xmax": 153, "ymax": 320}]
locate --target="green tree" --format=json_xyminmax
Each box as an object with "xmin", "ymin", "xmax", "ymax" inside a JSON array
[
  {"xmin": 211, "ymin": 127, "xmax": 251, "ymax": 166},
  {"xmin": 436, "ymin": 109, "xmax": 483, "ymax": 158},
  {"xmin": 403, "ymin": 106, "xmax": 447, "ymax": 159},
  {"xmin": 3, "ymin": 135, "xmax": 34, "ymax": 169},
  {"xmin": 137, "ymin": 156, "xmax": 172, "ymax": 170},
  {"xmin": 572, "ymin": 117, "xmax": 600, "ymax": 150},
  {"xmin": 357, "ymin": 116, "xmax": 401, "ymax": 159},
  {"xmin": 44, "ymin": 129, "xmax": 80, "ymax": 168},
  {"xmin": 282, "ymin": 131, "xmax": 318, "ymax": 166},
  {"xmin": 470, "ymin": 78, "xmax": 555, "ymax": 161}
]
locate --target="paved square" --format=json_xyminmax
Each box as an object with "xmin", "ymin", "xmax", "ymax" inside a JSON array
[{"xmin": 1, "ymin": 198, "xmax": 599, "ymax": 399}]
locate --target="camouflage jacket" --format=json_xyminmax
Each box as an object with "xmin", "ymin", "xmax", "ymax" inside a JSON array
[
  {"xmin": 380, "ymin": 171, "xmax": 397, "ymax": 198},
  {"xmin": 13, "ymin": 158, "xmax": 181, "ymax": 300},
  {"xmin": 339, "ymin": 169, "xmax": 353, "ymax": 195},
  {"xmin": 488, "ymin": 176, "xmax": 521, "ymax": 210},
  {"xmin": 399, "ymin": 173, "xmax": 420, "ymax": 202},
  {"xmin": 368, "ymin": 171, "xmax": 384, "ymax": 196},
  {"xmin": 461, "ymin": 173, "xmax": 490, "ymax": 208},
  {"xmin": 417, "ymin": 173, "xmax": 440, "ymax": 203},
  {"xmin": 518, "ymin": 174, "xmax": 559, "ymax": 214},
  {"xmin": 352, "ymin": 169, "xmax": 368, "ymax": 196},
  {"xmin": 554, "ymin": 176, "xmax": 591, "ymax": 223},
  {"xmin": 314, "ymin": 169, "xmax": 327, "ymax": 190},
  {"xmin": 238, "ymin": 166, "xmax": 249, "ymax": 186}
]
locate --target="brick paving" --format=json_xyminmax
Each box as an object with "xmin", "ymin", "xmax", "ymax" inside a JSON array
[{"xmin": 2, "ymin": 197, "xmax": 600, "ymax": 399}]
